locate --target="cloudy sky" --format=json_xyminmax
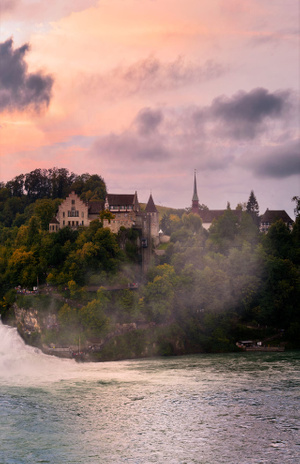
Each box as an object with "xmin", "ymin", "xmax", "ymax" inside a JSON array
[{"xmin": 0, "ymin": 0, "xmax": 299, "ymax": 217}]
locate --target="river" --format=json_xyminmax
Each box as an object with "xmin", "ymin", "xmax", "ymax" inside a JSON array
[{"xmin": 0, "ymin": 321, "xmax": 299, "ymax": 463}]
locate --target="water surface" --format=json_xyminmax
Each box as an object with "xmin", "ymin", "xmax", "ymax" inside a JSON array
[{"xmin": 0, "ymin": 322, "xmax": 299, "ymax": 463}]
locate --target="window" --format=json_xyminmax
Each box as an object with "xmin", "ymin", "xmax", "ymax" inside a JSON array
[
  {"xmin": 68, "ymin": 209, "xmax": 79, "ymax": 217},
  {"xmin": 82, "ymin": 212, "xmax": 84, "ymax": 218},
  {"xmin": 63, "ymin": 220, "xmax": 65, "ymax": 226},
  {"xmin": 63, "ymin": 212, "xmax": 65, "ymax": 217},
  {"xmin": 72, "ymin": 200, "xmax": 75, "ymax": 205}
]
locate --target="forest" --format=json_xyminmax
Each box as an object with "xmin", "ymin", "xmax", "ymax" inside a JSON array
[{"xmin": 0, "ymin": 168, "xmax": 299, "ymax": 359}]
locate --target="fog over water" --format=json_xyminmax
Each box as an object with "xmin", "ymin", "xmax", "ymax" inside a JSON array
[{"xmin": 0, "ymin": 321, "xmax": 299, "ymax": 463}]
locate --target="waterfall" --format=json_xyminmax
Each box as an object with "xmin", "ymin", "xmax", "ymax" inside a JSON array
[{"xmin": 0, "ymin": 321, "xmax": 76, "ymax": 385}]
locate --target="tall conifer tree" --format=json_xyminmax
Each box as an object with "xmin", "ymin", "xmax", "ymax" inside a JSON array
[{"xmin": 246, "ymin": 190, "xmax": 259, "ymax": 225}]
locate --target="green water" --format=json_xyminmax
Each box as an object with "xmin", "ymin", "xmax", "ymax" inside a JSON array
[{"xmin": 0, "ymin": 322, "xmax": 299, "ymax": 463}]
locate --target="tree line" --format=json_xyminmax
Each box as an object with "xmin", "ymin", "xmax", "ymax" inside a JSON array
[
  {"xmin": 0, "ymin": 171, "xmax": 299, "ymax": 355},
  {"xmin": 0, "ymin": 168, "xmax": 106, "ymax": 228}
]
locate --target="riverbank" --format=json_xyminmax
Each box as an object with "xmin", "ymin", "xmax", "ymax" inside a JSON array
[{"xmin": 3, "ymin": 295, "xmax": 291, "ymax": 362}]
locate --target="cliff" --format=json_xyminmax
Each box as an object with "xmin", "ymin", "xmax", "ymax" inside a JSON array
[{"xmin": 9, "ymin": 302, "xmax": 183, "ymax": 361}]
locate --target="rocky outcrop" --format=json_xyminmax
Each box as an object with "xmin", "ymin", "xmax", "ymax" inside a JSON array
[
  {"xmin": 13, "ymin": 304, "xmax": 41, "ymax": 333},
  {"xmin": 10, "ymin": 303, "xmax": 160, "ymax": 361}
]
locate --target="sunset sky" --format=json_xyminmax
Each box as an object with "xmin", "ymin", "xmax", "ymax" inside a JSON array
[{"xmin": 0, "ymin": 0, "xmax": 299, "ymax": 217}]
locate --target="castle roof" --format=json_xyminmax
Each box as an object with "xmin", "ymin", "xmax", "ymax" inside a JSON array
[
  {"xmin": 106, "ymin": 193, "xmax": 136, "ymax": 206},
  {"xmin": 260, "ymin": 209, "xmax": 293, "ymax": 224},
  {"xmin": 198, "ymin": 209, "xmax": 242, "ymax": 224},
  {"xmin": 88, "ymin": 200, "xmax": 104, "ymax": 214},
  {"xmin": 145, "ymin": 194, "xmax": 158, "ymax": 213},
  {"xmin": 49, "ymin": 216, "xmax": 59, "ymax": 224}
]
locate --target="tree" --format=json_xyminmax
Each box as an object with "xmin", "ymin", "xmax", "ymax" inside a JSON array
[
  {"xmin": 34, "ymin": 198, "xmax": 61, "ymax": 230},
  {"xmin": 208, "ymin": 209, "xmax": 239, "ymax": 253},
  {"xmin": 24, "ymin": 169, "xmax": 52, "ymax": 200},
  {"xmin": 6, "ymin": 174, "xmax": 25, "ymax": 197},
  {"xmin": 182, "ymin": 212, "xmax": 203, "ymax": 234},
  {"xmin": 262, "ymin": 219, "xmax": 292, "ymax": 260},
  {"xmin": 70, "ymin": 173, "xmax": 106, "ymax": 201},
  {"xmin": 100, "ymin": 209, "xmax": 115, "ymax": 224},
  {"xmin": 292, "ymin": 196, "xmax": 300, "ymax": 218},
  {"xmin": 246, "ymin": 190, "xmax": 259, "ymax": 225},
  {"xmin": 48, "ymin": 167, "xmax": 76, "ymax": 199}
]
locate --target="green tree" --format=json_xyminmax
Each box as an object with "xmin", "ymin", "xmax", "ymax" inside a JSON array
[
  {"xmin": 262, "ymin": 219, "xmax": 292, "ymax": 260},
  {"xmin": 208, "ymin": 208, "xmax": 239, "ymax": 253},
  {"xmin": 34, "ymin": 198, "xmax": 61, "ymax": 230},
  {"xmin": 246, "ymin": 190, "xmax": 259, "ymax": 226},
  {"xmin": 182, "ymin": 212, "xmax": 203, "ymax": 234}
]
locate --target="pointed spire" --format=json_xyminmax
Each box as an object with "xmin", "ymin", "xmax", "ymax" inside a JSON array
[
  {"xmin": 145, "ymin": 193, "xmax": 158, "ymax": 213},
  {"xmin": 192, "ymin": 169, "xmax": 199, "ymax": 202},
  {"xmin": 192, "ymin": 169, "xmax": 200, "ymax": 213}
]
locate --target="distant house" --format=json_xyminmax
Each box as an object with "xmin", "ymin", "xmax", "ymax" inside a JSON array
[{"xmin": 259, "ymin": 209, "xmax": 294, "ymax": 233}]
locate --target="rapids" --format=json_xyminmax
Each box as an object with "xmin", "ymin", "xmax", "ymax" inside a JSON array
[{"xmin": 0, "ymin": 321, "xmax": 299, "ymax": 463}]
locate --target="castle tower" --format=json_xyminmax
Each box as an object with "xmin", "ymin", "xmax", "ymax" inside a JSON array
[
  {"xmin": 145, "ymin": 193, "xmax": 159, "ymax": 241},
  {"xmin": 191, "ymin": 170, "xmax": 200, "ymax": 214}
]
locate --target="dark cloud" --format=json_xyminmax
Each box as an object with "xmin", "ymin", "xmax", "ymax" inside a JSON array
[
  {"xmin": 208, "ymin": 87, "xmax": 291, "ymax": 140},
  {"xmin": 134, "ymin": 108, "xmax": 163, "ymax": 136},
  {"xmin": 82, "ymin": 56, "xmax": 227, "ymax": 99},
  {"xmin": 249, "ymin": 139, "xmax": 300, "ymax": 178},
  {"xmin": 89, "ymin": 86, "xmax": 297, "ymax": 177},
  {"xmin": 120, "ymin": 56, "xmax": 226, "ymax": 93},
  {"xmin": 92, "ymin": 131, "xmax": 170, "ymax": 164},
  {"xmin": 0, "ymin": 38, "xmax": 54, "ymax": 113}
]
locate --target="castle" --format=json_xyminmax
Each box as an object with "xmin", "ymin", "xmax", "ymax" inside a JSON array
[{"xmin": 49, "ymin": 190, "xmax": 160, "ymax": 242}]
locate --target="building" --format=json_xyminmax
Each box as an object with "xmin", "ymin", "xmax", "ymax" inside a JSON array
[
  {"xmin": 259, "ymin": 209, "xmax": 294, "ymax": 233},
  {"xmin": 103, "ymin": 192, "xmax": 140, "ymax": 233},
  {"xmin": 191, "ymin": 170, "xmax": 241, "ymax": 229},
  {"xmin": 145, "ymin": 193, "xmax": 159, "ymax": 244},
  {"xmin": 49, "ymin": 190, "xmax": 160, "ymax": 242},
  {"xmin": 191, "ymin": 171, "xmax": 293, "ymax": 232},
  {"xmin": 52, "ymin": 191, "xmax": 91, "ymax": 230}
]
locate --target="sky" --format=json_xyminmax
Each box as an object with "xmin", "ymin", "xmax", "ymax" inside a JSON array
[{"xmin": 0, "ymin": 0, "xmax": 299, "ymax": 218}]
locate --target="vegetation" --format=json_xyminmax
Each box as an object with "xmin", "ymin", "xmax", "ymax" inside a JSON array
[{"xmin": 0, "ymin": 172, "xmax": 299, "ymax": 358}]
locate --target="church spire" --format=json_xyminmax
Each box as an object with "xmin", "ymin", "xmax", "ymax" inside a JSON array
[
  {"xmin": 192, "ymin": 169, "xmax": 199, "ymax": 213},
  {"xmin": 192, "ymin": 169, "xmax": 199, "ymax": 201}
]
